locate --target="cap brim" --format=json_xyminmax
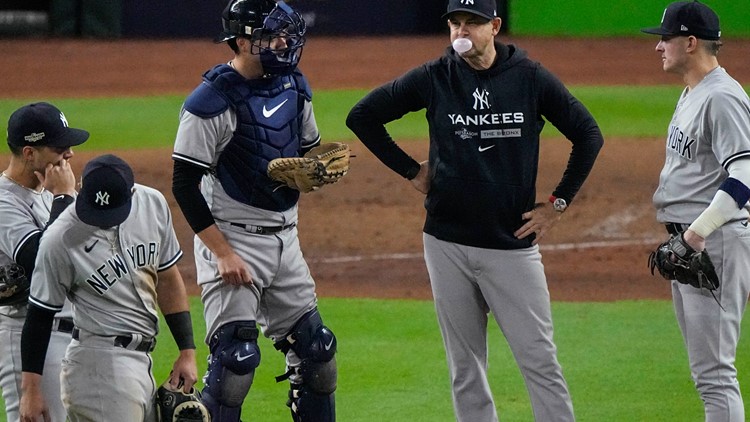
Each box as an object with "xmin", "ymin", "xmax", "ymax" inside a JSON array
[
  {"xmin": 442, "ymin": 9, "xmax": 495, "ymax": 21},
  {"xmin": 47, "ymin": 128, "xmax": 90, "ymax": 148},
  {"xmin": 75, "ymin": 191, "xmax": 132, "ymax": 228},
  {"xmin": 640, "ymin": 26, "xmax": 675, "ymax": 36}
]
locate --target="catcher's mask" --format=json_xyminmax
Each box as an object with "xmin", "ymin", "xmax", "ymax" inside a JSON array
[{"xmin": 216, "ymin": 0, "xmax": 306, "ymax": 76}]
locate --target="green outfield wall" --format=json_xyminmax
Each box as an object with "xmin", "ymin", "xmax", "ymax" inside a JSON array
[{"xmin": 509, "ymin": 0, "xmax": 750, "ymax": 37}]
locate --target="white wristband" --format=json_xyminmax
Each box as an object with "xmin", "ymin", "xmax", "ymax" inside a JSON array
[{"xmin": 688, "ymin": 190, "xmax": 738, "ymax": 238}]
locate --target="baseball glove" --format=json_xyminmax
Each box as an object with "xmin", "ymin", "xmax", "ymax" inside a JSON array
[
  {"xmin": 0, "ymin": 263, "xmax": 30, "ymax": 306},
  {"xmin": 267, "ymin": 142, "xmax": 350, "ymax": 193},
  {"xmin": 648, "ymin": 233, "xmax": 720, "ymax": 291},
  {"xmin": 156, "ymin": 378, "xmax": 211, "ymax": 422}
]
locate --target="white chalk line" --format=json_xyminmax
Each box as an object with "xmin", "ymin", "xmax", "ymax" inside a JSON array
[{"xmin": 309, "ymin": 237, "xmax": 662, "ymax": 264}]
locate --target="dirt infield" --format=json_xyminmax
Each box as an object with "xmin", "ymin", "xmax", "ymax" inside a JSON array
[{"xmin": 4, "ymin": 36, "xmax": 750, "ymax": 301}]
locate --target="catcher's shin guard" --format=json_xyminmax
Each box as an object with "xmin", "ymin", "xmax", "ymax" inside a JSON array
[
  {"xmin": 274, "ymin": 308, "xmax": 337, "ymax": 422},
  {"xmin": 202, "ymin": 321, "xmax": 261, "ymax": 421}
]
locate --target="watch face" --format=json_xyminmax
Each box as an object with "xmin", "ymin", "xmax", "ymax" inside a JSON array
[{"xmin": 553, "ymin": 198, "xmax": 567, "ymax": 212}]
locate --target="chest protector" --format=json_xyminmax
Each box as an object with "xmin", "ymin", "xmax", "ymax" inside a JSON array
[{"xmin": 201, "ymin": 64, "xmax": 310, "ymax": 211}]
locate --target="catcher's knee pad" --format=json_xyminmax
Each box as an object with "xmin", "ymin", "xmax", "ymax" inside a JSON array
[
  {"xmin": 275, "ymin": 308, "xmax": 337, "ymax": 421},
  {"xmin": 203, "ymin": 321, "xmax": 261, "ymax": 420}
]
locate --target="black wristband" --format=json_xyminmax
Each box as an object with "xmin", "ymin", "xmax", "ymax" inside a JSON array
[
  {"xmin": 404, "ymin": 163, "xmax": 421, "ymax": 180},
  {"xmin": 164, "ymin": 311, "xmax": 196, "ymax": 350}
]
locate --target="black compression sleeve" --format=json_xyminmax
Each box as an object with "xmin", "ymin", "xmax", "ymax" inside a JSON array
[
  {"xmin": 21, "ymin": 304, "xmax": 56, "ymax": 374},
  {"xmin": 15, "ymin": 235, "xmax": 40, "ymax": 278},
  {"xmin": 47, "ymin": 194, "xmax": 74, "ymax": 225},
  {"xmin": 164, "ymin": 311, "xmax": 196, "ymax": 350},
  {"xmin": 15, "ymin": 194, "xmax": 75, "ymax": 277},
  {"xmin": 172, "ymin": 160, "xmax": 216, "ymax": 234}
]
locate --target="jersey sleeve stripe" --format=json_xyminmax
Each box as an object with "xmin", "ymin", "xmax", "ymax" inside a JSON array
[
  {"xmin": 301, "ymin": 134, "xmax": 322, "ymax": 149},
  {"xmin": 172, "ymin": 153, "xmax": 211, "ymax": 169},
  {"xmin": 158, "ymin": 250, "xmax": 183, "ymax": 272},
  {"xmin": 28, "ymin": 296, "xmax": 64, "ymax": 313},
  {"xmin": 722, "ymin": 150, "xmax": 750, "ymax": 170},
  {"xmin": 13, "ymin": 229, "xmax": 41, "ymax": 262}
]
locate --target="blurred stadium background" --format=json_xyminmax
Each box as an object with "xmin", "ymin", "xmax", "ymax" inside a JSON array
[{"xmin": 2, "ymin": 0, "xmax": 749, "ymax": 39}]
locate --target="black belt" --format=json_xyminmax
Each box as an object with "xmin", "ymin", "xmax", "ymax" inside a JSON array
[
  {"xmin": 53, "ymin": 317, "xmax": 74, "ymax": 334},
  {"xmin": 665, "ymin": 222, "xmax": 689, "ymax": 235},
  {"xmin": 72, "ymin": 328, "xmax": 156, "ymax": 353},
  {"xmin": 229, "ymin": 222, "xmax": 296, "ymax": 235}
]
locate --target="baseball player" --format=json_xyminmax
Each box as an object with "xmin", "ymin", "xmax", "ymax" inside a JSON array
[
  {"xmin": 19, "ymin": 154, "xmax": 198, "ymax": 421},
  {"xmin": 0, "ymin": 102, "xmax": 89, "ymax": 422},
  {"xmin": 642, "ymin": 2, "xmax": 750, "ymax": 421},
  {"xmin": 171, "ymin": 1, "xmax": 337, "ymax": 421},
  {"xmin": 346, "ymin": 0, "xmax": 603, "ymax": 421}
]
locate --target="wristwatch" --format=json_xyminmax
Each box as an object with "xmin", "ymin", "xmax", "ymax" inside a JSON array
[{"xmin": 549, "ymin": 195, "xmax": 568, "ymax": 213}]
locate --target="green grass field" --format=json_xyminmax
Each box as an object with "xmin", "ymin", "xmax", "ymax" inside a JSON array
[
  {"xmin": 2, "ymin": 298, "xmax": 749, "ymax": 421},
  {"xmin": 2, "ymin": 86, "xmax": 750, "ymax": 420},
  {"xmin": 0, "ymin": 86, "xmax": 694, "ymax": 151}
]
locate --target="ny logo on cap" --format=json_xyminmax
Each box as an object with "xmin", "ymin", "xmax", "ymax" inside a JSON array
[
  {"xmin": 472, "ymin": 88, "xmax": 491, "ymax": 111},
  {"xmin": 461, "ymin": 0, "xmax": 475, "ymax": 4},
  {"xmin": 95, "ymin": 191, "xmax": 110, "ymax": 206},
  {"xmin": 59, "ymin": 112, "xmax": 69, "ymax": 127}
]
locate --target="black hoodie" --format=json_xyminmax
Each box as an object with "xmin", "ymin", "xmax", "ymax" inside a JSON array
[{"xmin": 347, "ymin": 41, "xmax": 603, "ymax": 249}]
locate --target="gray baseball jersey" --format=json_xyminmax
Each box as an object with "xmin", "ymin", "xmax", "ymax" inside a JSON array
[
  {"xmin": 173, "ymin": 103, "xmax": 320, "ymax": 341},
  {"xmin": 653, "ymin": 67, "xmax": 750, "ymax": 222},
  {"xmin": 653, "ymin": 66, "xmax": 750, "ymax": 421},
  {"xmin": 0, "ymin": 176, "xmax": 71, "ymax": 422},
  {"xmin": 29, "ymin": 183, "xmax": 182, "ymax": 337},
  {"xmin": 173, "ymin": 100, "xmax": 318, "ymax": 225},
  {"xmin": 27, "ymin": 183, "xmax": 182, "ymax": 421}
]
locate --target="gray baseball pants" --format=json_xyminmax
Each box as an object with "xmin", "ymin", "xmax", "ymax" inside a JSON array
[
  {"xmin": 671, "ymin": 220, "xmax": 750, "ymax": 422},
  {"xmin": 423, "ymin": 233, "xmax": 574, "ymax": 422}
]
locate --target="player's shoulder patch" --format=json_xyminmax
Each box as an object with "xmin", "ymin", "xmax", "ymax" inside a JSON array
[{"xmin": 184, "ymin": 82, "xmax": 230, "ymax": 119}]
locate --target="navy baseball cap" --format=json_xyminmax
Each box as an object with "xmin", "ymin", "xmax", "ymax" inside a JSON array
[
  {"xmin": 443, "ymin": 0, "xmax": 498, "ymax": 21},
  {"xmin": 7, "ymin": 102, "xmax": 89, "ymax": 148},
  {"xmin": 641, "ymin": 1, "xmax": 721, "ymax": 40},
  {"xmin": 76, "ymin": 154, "xmax": 134, "ymax": 228}
]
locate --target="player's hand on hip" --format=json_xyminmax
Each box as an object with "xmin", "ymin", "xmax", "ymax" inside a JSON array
[
  {"xmin": 36, "ymin": 158, "xmax": 76, "ymax": 196},
  {"xmin": 169, "ymin": 349, "xmax": 198, "ymax": 393},
  {"xmin": 218, "ymin": 252, "xmax": 253, "ymax": 285},
  {"xmin": 514, "ymin": 202, "xmax": 562, "ymax": 245},
  {"xmin": 410, "ymin": 160, "xmax": 430, "ymax": 194}
]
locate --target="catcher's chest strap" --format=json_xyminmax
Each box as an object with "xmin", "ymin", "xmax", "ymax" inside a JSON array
[{"xmin": 665, "ymin": 222, "xmax": 689, "ymax": 235}]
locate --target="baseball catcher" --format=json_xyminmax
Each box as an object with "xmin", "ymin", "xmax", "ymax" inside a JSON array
[
  {"xmin": 267, "ymin": 142, "xmax": 350, "ymax": 193},
  {"xmin": 648, "ymin": 233, "xmax": 720, "ymax": 291},
  {"xmin": 0, "ymin": 263, "xmax": 30, "ymax": 306},
  {"xmin": 156, "ymin": 378, "xmax": 211, "ymax": 422}
]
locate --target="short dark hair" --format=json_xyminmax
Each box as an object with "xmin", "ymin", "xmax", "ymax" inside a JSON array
[
  {"xmin": 228, "ymin": 36, "xmax": 251, "ymax": 54},
  {"xmin": 228, "ymin": 38, "xmax": 240, "ymax": 53},
  {"xmin": 705, "ymin": 39, "xmax": 723, "ymax": 56},
  {"xmin": 7, "ymin": 143, "xmax": 23, "ymax": 156}
]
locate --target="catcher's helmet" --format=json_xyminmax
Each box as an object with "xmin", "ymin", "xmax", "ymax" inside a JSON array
[{"xmin": 216, "ymin": 0, "xmax": 306, "ymax": 76}]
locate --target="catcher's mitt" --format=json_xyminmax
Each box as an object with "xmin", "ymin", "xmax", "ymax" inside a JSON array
[
  {"xmin": 0, "ymin": 263, "xmax": 30, "ymax": 306},
  {"xmin": 156, "ymin": 378, "xmax": 211, "ymax": 422},
  {"xmin": 267, "ymin": 142, "xmax": 350, "ymax": 193},
  {"xmin": 648, "ymin": 233, "xmax": 720, "ymax": 291}
]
